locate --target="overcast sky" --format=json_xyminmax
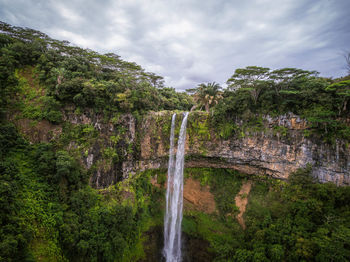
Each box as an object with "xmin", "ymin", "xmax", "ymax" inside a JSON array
[{"xmin": 1, "ymin": 0, "xmax": 349, "ymax": 90}]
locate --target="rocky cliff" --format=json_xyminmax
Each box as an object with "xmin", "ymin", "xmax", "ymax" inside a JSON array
[
  {"xmin": 123, "ymin": 111, "xmax": 350, "ymax": 186},
  {"xmin": 13, "ymin": 109, "xmax": 350, "ymax": 187}
]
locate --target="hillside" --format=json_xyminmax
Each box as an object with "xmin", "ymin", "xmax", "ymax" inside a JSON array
[{"xmin": 1, "ymin": 22, "xmax": 350, "ymax": 261}]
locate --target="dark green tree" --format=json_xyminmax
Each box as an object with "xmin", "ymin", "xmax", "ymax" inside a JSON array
[
  {"xmin": 187, "ymin": 82, "xmax": 222, "ymax": 112},
  {"xmin": 269, "ymin": 68, "xmax": 317, "ymax": 96},
  {"xmin": 326, "ymin": 80, "xmax": 350, "ymax": 115},
  {"xmin": 227, "ymin": 66, "xmax": 271, "ymax": 105}
]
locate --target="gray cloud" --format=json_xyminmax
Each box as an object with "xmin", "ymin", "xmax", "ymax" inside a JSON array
[{"xmin": 1, "ymin": 0, "xmax": 349, "ymax": 91}]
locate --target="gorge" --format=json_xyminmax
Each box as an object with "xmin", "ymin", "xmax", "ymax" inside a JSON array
[
  {"xmin": 7, "ymin": 97, "xmax": 350, "ymax": 260},
  {"xmin": 1, "ymin": 22, "xmax": 350, "ymax": 262}
]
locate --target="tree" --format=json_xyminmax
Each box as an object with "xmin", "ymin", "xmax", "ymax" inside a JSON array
[
  {"xmin": 326, "ymin": 80, "xmax": 350, "ymax": 115},
  {"xmin": 52, "ymin": 67, "xmax": 66, "ymax": 86},
  {"xmin": 144, "ymin": 72, "xmax": 164, "ymax": 89},
  {"xmin": 269, "ymin": 68, "xmax": 317, "ymax": 96},
  {"xmin": 187, "ymin": 82, "xmax": 222, "ymax": 112},
  {"xmin": 227, "ymin": 66, "xmax": 271, "ymax": 105}
]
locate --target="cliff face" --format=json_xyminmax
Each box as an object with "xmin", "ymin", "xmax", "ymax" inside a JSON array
[
  {"xmin": 62, "ymin": 107, "xmax": 136, "ymax": 188},
  {"xmin": 13, "ymin": 109, "xmax": 350, "ymax": 187},
  {"xmin": 123, "ymin": 111, "xmax": 350, "ymax": 186}
]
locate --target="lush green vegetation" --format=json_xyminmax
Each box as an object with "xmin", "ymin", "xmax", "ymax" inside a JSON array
[
  {"xmin": 182, "ymin": 168, "xmax": 350, "ymax": 262},
  {"xmin": 187, "ymin": 82, "xmax": 223, "ymax": 112},
  {"xmin": 182, "ymin": 168, "xmax": 244, "ymax": 260},
  {"xmin": 0, "ymin": 123, "xmax": 164, "ymax": 261},
  {"xmin": 242, "ymin": 167, "xmax": 350, "ymax": 262},
  {"xmin": 1, "ymin": 21, "xmax": 350, "ymax": 262},
  {"xmin": 0, "ymin": 22, "xmax": 171, "ymax": 261},
  {"xmin": 0, "ymin": 21, "xmax": 193, "ymax": 122},
  {"xmin": 190, "ymin": 66, "xmax": 350, "ymax": 143}
]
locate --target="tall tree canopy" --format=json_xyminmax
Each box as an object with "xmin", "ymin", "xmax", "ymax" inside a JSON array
[
  {"xmin": 227, "ymin": 66, "xmax": 271, "ymax": 105},
  {"xmin": 269, "ymin": 68, "xmax": 317, "ymax": 96},
  {"xmin": 187, "ymin": 82, "xmax": 222, "ymax": 112}
]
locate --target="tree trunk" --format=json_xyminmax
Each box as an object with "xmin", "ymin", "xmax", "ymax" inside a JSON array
[
  {"xmin": 343, "ymin": 99, "xmax": 348, "ymax": 112},
  {"xmin": 205, "ymin": 103, "xmax": 210, "ymax": 113}
]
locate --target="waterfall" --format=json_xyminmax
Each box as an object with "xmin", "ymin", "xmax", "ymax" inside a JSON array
[
  {"xmin": 164, "ymin": 113, "xmax": 177, "ymax": 258},
  {"xmin": 163, "ymin": 112, "xmax": 189, "ymax": 262}
]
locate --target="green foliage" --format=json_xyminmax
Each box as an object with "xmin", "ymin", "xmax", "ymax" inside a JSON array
[
  {"xmin": 227, "ymin": 66, "xmax": 271, "ymax": 105},
  {"xmin": 183, "ymin": 168, "xmax": 245, "ymax": 259},
  {"xmin": 288, "ymin": 164, "xmax": 315, "ymax": 188},
  {"xmin": 65, "ymin": 169, "xmax": 164, "ymax": 262},
  {"xmin": 58, "ymin": 123, "xmax": 98, "ymax": 150},
  {"xmin": 56, "ymin": 150, "xmax": 86, "ymax": 190},
  {"xmin": 187, "ymin": 82, "xmax": 222, "ymax": 112},
  {"xmin": 325, "ymin": 79, "xmax": 350, "ymax": 116},
  {"xmin": 0, "ymin": 136, "xmax": 64, "ymax": 261},
  {"xmin": 272, "ymin": 125, "xmax": 288, "ymax": 137},
  {"xmin": 0, "ymin": 21, "xmax": 192, "ymax": 124},
  {"xmin": 42, "ymin": 96, "xmax": 63, "ymax": 123},
  {"xmin": 61, "ymin": 187, "xmax": 138, "ymax": 262},
  {"xmin": 188, "ymin": 114, "xmax": 211, "ymax": 141},
  {"xmin": 0, "ymin": 123, "xmax": 26, "ymax": 156},
  {"xmin": 0, "ymin": 123, "xmax": 164, "ymax": 261},
  {"xmin": 185, "ymin": 168, "xmax": 244, "ymax": 217},
  {"xmin": 181, "ymin": 167, "xmax": 350, "ymax": 261},
  {"xmin": 213, "ymin": 65, "xmax": 349, "ymax": 142},
  {"xmin": 218, "ymin": 121, "xmax": 238, "ymax": 139},
  {"xmin": 0, "ymin": 44, "xmax": 19, "ymax": 118},
  {"xmin": 1, "ymin": 20, "xmax": 350, "ymax": 262},
  {"xmin": 240, "ymin": 167, "xmax": 350, "ymax": 262},
  {"xmin": 103, "ymin": 147, "xmax": 119, "ymax": 163}
]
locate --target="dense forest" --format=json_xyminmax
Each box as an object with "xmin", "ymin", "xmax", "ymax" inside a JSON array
[{"xmin": 1, "ymin": 21, "xmax": 350, "ymax": 261}]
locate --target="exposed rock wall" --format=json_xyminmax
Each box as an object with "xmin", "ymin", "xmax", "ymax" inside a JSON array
[
  {"xmin": 124, "ymin": 111, "xmax": 350, "ymax": 186},
  {"xmin": 14, "ymin": 107, "xmax": 349, "ymax": 187},
  {"xmin": 62, "ymin": 107, "xmax": 137, "ymax": 188}
]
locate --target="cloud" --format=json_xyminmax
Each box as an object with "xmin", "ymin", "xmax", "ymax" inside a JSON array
[{"xmin": 1, "ymin": 0, "xmax": 349, "ymax": 90}]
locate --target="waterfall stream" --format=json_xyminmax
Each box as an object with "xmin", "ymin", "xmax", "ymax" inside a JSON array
[{"xmin": 163, "ymin": 112, "xmax": 189, "ymax": 262}]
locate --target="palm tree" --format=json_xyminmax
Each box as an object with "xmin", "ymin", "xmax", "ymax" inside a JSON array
[{"xmin": 187, "ymin": 82, "xmax": 222, "ymax": 113}]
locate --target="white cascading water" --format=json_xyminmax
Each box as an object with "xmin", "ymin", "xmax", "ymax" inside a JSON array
[
  {"xmin": 164, "ymin": 113, "xmax": 177, "ymax": 258},
  {"xmin": 163, "ymin": 112, "xmax": 189, "ymax": 262}
]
